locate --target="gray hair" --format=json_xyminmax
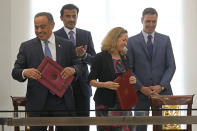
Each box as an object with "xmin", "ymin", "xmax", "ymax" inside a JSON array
[{"xmin": 34, "ymin": 12, "xmax": 54, "ymax": 24}]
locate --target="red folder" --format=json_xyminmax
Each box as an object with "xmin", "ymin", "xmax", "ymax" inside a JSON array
[
  {"xmin": 114, "ymin": 70, "xmax": 138, "ymax": 110},
  {"xmin": 37, "ymin": 56, "xmax": 74, "ymax": 98}
]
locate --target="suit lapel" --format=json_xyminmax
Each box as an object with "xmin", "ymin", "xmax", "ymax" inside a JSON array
[
  {"xmin": 55, "ymin": 36, "xmax": 62, "ymax": 63},
  {"xmin": 35, "ymin": 38, "xmax": 45, "ymax": 61},
  {"xmin": 60, "ymin": 27, "xmax": 69, "ymax": 39},
  {"xmin": 138, "ymin": 33, "xmax": 151, "ymax": 59},
  {"xmin": 152, "ymin": 32, "xmax": 159, "ymax": 59},
  {"xmin": 61, "ymin": 27, "xmax": 78, "ymax": 47},
  {"xmin": 76, "ymin": 28, "xmax": 80, "ymax": 46}
]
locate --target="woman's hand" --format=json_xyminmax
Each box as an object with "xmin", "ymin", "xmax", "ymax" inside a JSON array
[
  {"xmin": 104, "ymin": 81, "xmax": 119, "ymax": 90},
  {"xmin": 129, "ymin": 76, "xmax": 136, "ymax": 84}
]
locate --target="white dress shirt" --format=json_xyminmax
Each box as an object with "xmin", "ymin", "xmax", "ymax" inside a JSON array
[
  {"xmin": 63, "ymin": 26, "xmax": 76, "ymax": 43},
  {"xmin": 142, "ymin": 30, "xmax": 155, "ymax": 44},
  {"xmin": 41, "ymin": 33, "xmax": 56, "ymax": 61}
]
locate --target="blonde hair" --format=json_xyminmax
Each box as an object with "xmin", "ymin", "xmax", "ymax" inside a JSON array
[{"xmin": 101, "ymin": 27, "xmax": 128, "ymax": 55}]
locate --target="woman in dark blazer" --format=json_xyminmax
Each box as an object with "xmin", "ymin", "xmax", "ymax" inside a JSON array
[{"xmin": 89, "ymin": 27, "xmax": 136, "ymax": 131}]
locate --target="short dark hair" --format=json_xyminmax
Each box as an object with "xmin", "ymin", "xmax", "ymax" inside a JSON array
[
  {"xmin": 60, "ymin": 4, "xmax": 79, "ymax": 17},
  {"xmin": 34, "ymin": 12, "xmax": 54, "ymax": 24},
  {"xmin": 142, "ymin": 7, "xmax": 158, "ymax": 18}
]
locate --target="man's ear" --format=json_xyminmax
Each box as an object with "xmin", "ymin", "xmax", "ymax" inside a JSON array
[
  {"xmin": 60, "ymin": 16, "xmax": 63, "ymax": 21},
  {"xmin": 141, "ymin": 17, "xmax": 143, "ymax": 24},
  {"xmin": 50, "ymin": 21, "xmax": 55, "ymax": 29}
]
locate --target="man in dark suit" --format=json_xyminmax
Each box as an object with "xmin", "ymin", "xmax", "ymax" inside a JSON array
[
  {"xmin": 54, "ymin": 4, "xmax": 96, "ymax": 131},
  {"xmin": 12, "ymin": 12, "xmax": 80, "ymax": 131},
  {"xmin": 127, "ymin": 7, "xmax": 176, "ymax": 131}
]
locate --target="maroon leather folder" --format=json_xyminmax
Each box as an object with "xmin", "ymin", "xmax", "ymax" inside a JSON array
[
  {"xmin": 37, "ymin": 56, "xmax": 74, "ymax": 98},
  {"xmin": 114, "ymin": 70, "xmax": 138, "ymax": 110}
]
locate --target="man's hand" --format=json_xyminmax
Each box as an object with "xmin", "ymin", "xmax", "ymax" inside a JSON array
[
  {"xmin": 150, "ymin": 85, "xmax": 162, "ymax": 94},
  {"xmin": 61, "ymin": 67, "xmax": 75, "ymax": 79},
  {"xmin": 23, "ymin": 68, "xmax": 41, "ymax": 80},
  {"xmin": 140, "ymin": 86, "xmax": 158, "ymax": 96},
  {"xmin": 76, "ymin": 45, "xmax": 87, "ymax": 57}
]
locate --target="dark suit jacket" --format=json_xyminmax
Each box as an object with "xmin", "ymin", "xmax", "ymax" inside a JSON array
[
  {"xmin": 54, "ymin": 27, "xmax": 96, "ymax": 97},
  {"xmin": 127, "ymin": 32, "xmax": 176, "ymax": 101},
  {"xmin": 12, "ymin": 35, "xmax": 81, "ymax": 111},
  {"xmin": 88, "ymin": 51, "xmax": 130, "ymax": 107}
]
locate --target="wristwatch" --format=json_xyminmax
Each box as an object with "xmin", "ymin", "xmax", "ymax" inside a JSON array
[{"xmin": 161, "ymin": 86, "xmax": 165, "ymax": 91}]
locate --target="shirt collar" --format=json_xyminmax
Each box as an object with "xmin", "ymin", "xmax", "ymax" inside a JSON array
[
  {"xmin": 142, "ymin": 30, "xmax": 155, "ymax": 39},
  {"xmin": 63, "ymin": 26, "xmax": 76, "ymax": 36},
  {"xmin": 41, "ymin": 33, "xmax": 55, "ymax": 44}
]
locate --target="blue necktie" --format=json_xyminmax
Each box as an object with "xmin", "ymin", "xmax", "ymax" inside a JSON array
[
  {"xmin": 147, "ymin": 35, "xmax": 153, "ymax": 57},
  {"xmin": 44, "ymin": 41, "xmax": 55, "ymax": 95},
  {"xmin": 69, "ymin": 31, "xmax": 76, "ymax": 45},
  {"xmin": 44, "ymin": 40, "xmax": 52, "ymax": 58}
]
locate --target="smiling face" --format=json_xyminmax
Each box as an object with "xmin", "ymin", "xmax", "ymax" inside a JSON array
[
  {"xmin": 61, "ymin": 9, "xmax": 78, "ymax": 30},
  {"xmin": 141, "ymin": 14, "xmax": 157, "ymax": 34},
  {"xmin": 116, "ymin": 33, "xmax": 128, "ymax": 52},
  {"xmin": 34, "ymin": 16, "xmax": 54, "ymax": 41}
]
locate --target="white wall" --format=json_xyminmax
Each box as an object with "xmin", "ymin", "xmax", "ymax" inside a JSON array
[
  {"xmin": 10, "ymin": 1, "xmax": 31, "ymax": 96},
  {"xmin": 0, "ymin": 0, "xmax": 197, "ymax": 130},
  {"xmin": 0, "ymin": 0, "xmax": 11, "ymax": 130},
  {"xmin": 183, "ymin": 0, "xmax": 197, "ymax": 101},
  {"xmin": 0, "ymin": 0, "xmax": 11, "ymax": 112},
  {"xmin": 183, "ymin": 0, "xmax": 197, "ymax": 129}
]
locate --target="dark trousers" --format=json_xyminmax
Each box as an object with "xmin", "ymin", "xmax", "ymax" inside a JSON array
[
  {"xmin": 29, "ymin": 92, "xmax": 78, "ymax": 131},
  {"xmin": 72, "ymin": 82, "xmax": 90, "ymax": 131}
]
